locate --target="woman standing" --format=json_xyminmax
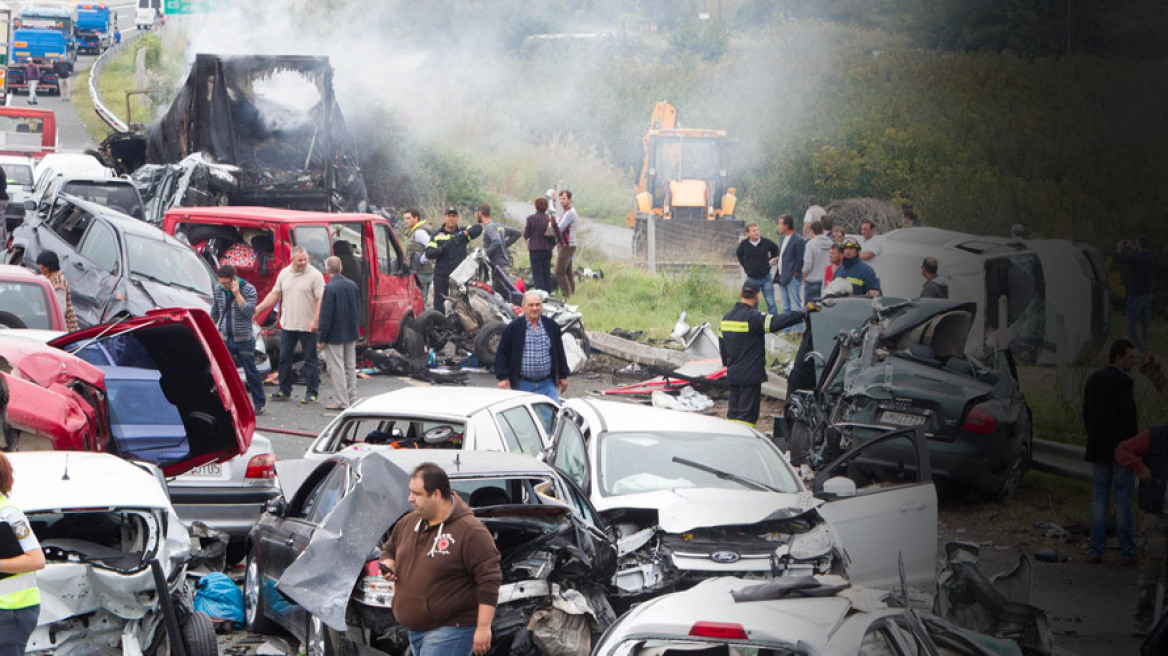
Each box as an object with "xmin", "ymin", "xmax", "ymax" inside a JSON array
[
  {"xmin": 0, "ymin": 450, "xmax": 45, "ymax": 655},
  {"xmin": 524, "ymin": 196, "xmax": 559, "ymax": 292}
]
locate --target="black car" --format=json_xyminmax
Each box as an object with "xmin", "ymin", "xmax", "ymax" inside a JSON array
[
  {"xmin": 6, "ymin": 194, "xmax": 217, "ymax": 326},
  {"xmin": 31, "ymin": 175, "xmax": 147, "ymax": 221},
  {"xmin": 785, "ymin": 297, "xmax": 1032, "ymax": 500},
  {"xmin": 245, "ymin": 449, "xmax": 617, "ymax": 656}
]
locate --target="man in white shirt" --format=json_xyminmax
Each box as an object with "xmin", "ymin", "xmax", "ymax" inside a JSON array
[
  {"xmin": 802, "ymin": 195, "xmax": 827, "ymax": 238},
  {"xmin": 859, "ymin": 220, "xmax": 884, "ymax": 264}
]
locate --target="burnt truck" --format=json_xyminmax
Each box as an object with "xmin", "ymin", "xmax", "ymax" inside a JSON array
[{"xmin": 101, "ymin": 54, "xmax": 367, "ymax": 223}]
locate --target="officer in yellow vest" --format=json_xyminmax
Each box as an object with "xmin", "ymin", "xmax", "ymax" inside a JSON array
[{"xmin": 0, "ymin": 451, "xmax": 45, "ymax": 655}]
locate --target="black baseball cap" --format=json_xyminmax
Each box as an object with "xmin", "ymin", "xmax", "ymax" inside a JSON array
[
  {"xmin": 445, "ymin": 207, "xmax": 458, "ymax": 215},
  {"xmin": 742, "ymin": 281, "xmax": 762, "ymax": 293}
]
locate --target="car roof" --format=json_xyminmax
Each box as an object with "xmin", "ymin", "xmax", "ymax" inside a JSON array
[
  {"xmin": 7, "ymin": 451, "xmax": 172, "ymax": 512},
  {"xmin": 64, "ymin": 195, "xmax": 173, "ymax": 240},
  {"xmin": 0, "ymin": 263, "xmax": 50, "ymax": 284},
  {"xmin": 166, "ymin": 205, "xmax": 391, "ymax": 224},
  {"xmin": 610, "ymin": 577, "xmax": 854, "ymax": 652},
  {"xmin": 566, "ymin": 398, "xmax": 760, "ymax": 437},
  {"xmin": 0, "ymin": 156, "xmax": 35, "ymax": 169},
  {"xmin": 346, "ymin": 386, "xmax": 550, "ymax": 420},
  {"xmin": 60, "ymin": 176, "xmax": 136, "ymax": 186},
  {"xmin": 345, "ymin": 448, "xmax": 559, "ymax": 477}
]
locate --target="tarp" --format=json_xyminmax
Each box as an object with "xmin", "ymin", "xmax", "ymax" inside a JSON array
[{"xmin": 277, "ymin": 453, "xmax": 413, "ymax": 632}]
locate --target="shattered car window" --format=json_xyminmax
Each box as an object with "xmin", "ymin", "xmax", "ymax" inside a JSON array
[
  {"xmin": 598, "ymin": 431, "xmax": 800, "ymax": 497},
  {"xmin": 126, "ymin": 234, "xmax": 215, "ymax": 295},
  {"xmin": 78, "ymin": 220, "xmax": 120, "ymax": 273},
  {"xmin": 496, "ymin": 407, "xmax": 543, "ymax": 457}
]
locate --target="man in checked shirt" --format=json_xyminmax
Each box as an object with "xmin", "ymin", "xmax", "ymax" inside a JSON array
[{"xmin": 493, "ymin": 291, "xmax": 570, "ymax": 402}]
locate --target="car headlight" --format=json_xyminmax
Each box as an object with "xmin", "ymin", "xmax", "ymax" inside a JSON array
[{"xmin": 788, "ymin": 523, "xmax": 833, "ymax": 560}]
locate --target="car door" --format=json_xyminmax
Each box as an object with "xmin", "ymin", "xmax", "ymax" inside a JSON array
[
  {"xmin": 72, "ymin": 218, "xmax": 122, "ymax": 323},
  {"xmin": 813, "ymin": 427, "xmax": 937, "ymax": 591},
  {"xmin": 527, "ymin": 399, "xmax": 558, "ymax": 447},
  {"xmin": 49, "ymin": 307, "xmax": 254, "ymax": 476},
  {"xmin": 370, "ymin": 221, "xmax": 412, "ymax": 346},
  {"xmin": 494, "ymin": 404, "xmax": 547, "ymax": 457},
  {"xmin": 546, "ymin": 408, "xmax": 592, "ymax": 496}
]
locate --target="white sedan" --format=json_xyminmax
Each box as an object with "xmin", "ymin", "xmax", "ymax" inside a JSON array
[
  {"xmin": 546, "ymin": 398, "xmax": 938, "ymax": 604},
  {"xmin": 305, "ymin": 387, "xmax": 559, "ymax": 458}
]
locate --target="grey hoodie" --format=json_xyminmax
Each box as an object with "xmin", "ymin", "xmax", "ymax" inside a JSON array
[{"xmin": 802, "ymin": 234, "xmax": 833, "ymax": 284}]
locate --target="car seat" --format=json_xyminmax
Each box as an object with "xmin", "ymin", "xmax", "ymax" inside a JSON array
[{"xmin": 468, "ymin": 486, "xmax": 510, "ymax": 508}]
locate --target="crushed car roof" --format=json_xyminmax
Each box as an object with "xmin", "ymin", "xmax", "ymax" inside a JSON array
[
  {"xmin": 7, "ymin": 451, "xmax": 172, "ymax": 512},
  {"xmin": 343, "ymin": 387, "xmax": 551, "ymax": 420},
  {"xmin": 341, "ymin": 447, "xmax": 563, "ymax": 477}
]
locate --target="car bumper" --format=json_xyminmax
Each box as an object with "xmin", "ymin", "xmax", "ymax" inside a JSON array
[{"xmin": 168, "ymin": 484, "xmax": 279, "ymax": 539}]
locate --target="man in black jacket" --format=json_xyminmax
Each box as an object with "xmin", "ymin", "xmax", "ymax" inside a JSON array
[
  {"xmin": 720, "ymin": 283, "xmax": 805, "ymax": 425},
  {"xmin": 735, "ymin": 223, "xmax": 779, "ymax": 315},
  {"xmin": 1083, "ymin": 338, "xmax": 1140, "ymax": 565},
  {"xmin": 425, "ymin": 207, "xmax": 482, "ymax": 309},
  {"xmin": 318, "ymin": 256, "xmax": 361, "ymax": 410},
  {"xmin": 494, "ymin": 292, "xmax": 569, "ymax": 402}
]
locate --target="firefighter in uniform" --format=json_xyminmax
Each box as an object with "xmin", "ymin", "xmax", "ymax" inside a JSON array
[
  {"xmin": 720, "ymin": 282, "xmax": 805, "ymax": 425},
  {"xmin": 424, "ymin": 207, "xmax": 482, "ymax": 309},
  {"xmin": 834, "ymin": 237, "xmax": 882, "ymax": 297},
  {"xmin": 0, "ymin": 451, "xmax": 45, "ymax": 654}
]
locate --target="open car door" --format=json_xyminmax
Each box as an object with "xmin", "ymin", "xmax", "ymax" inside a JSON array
[
  {"xmin": 49, "ymin": 307, "xmax": 253, "ymax": 476},
  {"xmin": 813, "ymin": 426, "xmax": 937, "ymax": 590}
]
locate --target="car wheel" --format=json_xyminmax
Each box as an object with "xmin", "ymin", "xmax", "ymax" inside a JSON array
[
  {"xmin": 418, "ymin": 310, "xmax": 451, "ymax": 351},
  {"xmin": 306, "ymin": 614, "xmax": 338, "ymax": 656},
  {"xmin": 245, "ymin": 546, "xmax": 280, "ymax": 634},
  {"xmin": 0, "ymin": 311, "xmax": 27, "ymax": 329},
  {"xmin": 180, "ymin": 612, "xmax": 217, "ymax": 656},
  {"xmin": 474, "ymin": 321, "xmax": 506, "ymax": 366}
]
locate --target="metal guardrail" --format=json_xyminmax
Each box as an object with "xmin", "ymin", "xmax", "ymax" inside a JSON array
[
  {"xmin": 88, "ymin": 37, "xmax": 131, "ymax": 132},
  {"xmin": 1032, "ymin": 438, "xmax": 1091, "ymax": 481}
]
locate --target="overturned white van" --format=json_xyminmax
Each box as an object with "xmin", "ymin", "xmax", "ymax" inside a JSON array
[{"xmin": 868, "ymin": 227, "xmax": 1108, "ymax": 365}]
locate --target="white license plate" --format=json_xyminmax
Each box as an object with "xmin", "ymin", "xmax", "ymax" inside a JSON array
[
  {"xmin": 188, "ymin": 463, "xmax": 222, "ymax": 477},
  {"xmin": 880, "ymin": 411, "xmax": 927, "ymax": 426}
]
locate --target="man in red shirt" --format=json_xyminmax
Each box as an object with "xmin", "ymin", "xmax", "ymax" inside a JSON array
[{"xmin": 1116, "ymin": 423, "xmax": 1168, "ymax": 636}]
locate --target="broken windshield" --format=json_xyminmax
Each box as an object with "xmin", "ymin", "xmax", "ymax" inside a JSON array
[{"xmin": 126, "ymin": 235, "xmax": 215, "ymax": 296}]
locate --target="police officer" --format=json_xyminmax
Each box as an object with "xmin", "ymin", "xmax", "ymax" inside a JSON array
[
  {"xmin": 424, "ymin": 207, "xmax": 482, "ymax": 309},
  {"xmin": 720, "ymin": 282, "xmax": 805, "ymax": 425},
  {"xmin": 834, "ymin": 237, "xmax": 882, "ymax": 297},
  {"xmin": 0, "ymin": 450, "xmax": 45, "ymax": 655}
]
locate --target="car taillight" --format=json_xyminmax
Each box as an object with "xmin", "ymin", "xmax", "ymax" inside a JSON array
[
  {"xmin": 245, "ymin": 454, "xmax": 277, "ymax": 479},
  {"xmin": 689, "ymin": 622, "xmax": 749, "ymax": 640},
  {"xmin": 355, "ymin": 559, "xmax": 395, "ymax": 608},
  {"xmin": 962, "ymin": 405, "xmax": 997, "ymax": 435}
]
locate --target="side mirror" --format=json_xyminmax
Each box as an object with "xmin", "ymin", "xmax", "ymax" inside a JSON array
[
  {"xmin": 821, "ymin": 476, "xmax": 857, "ymax": 499},
  {"xmin": 264, "ymin": 497, "xmax": 287, "ymax": 516},
  {"xmin": 23, "ymin": 200, "xmax": 35, "ymax": 211}
]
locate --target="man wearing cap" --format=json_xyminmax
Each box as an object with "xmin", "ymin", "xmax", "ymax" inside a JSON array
[
  {"xmin": 720, "ymin": 283, "xmax": 805, "ymax": 425},
  {"xmin": 834, "ymin": 238, "xmax": 882, "ymax": 297},
  {"xmin": 425, "ymin": 207, "xmax": 482, "ymax": 309}
]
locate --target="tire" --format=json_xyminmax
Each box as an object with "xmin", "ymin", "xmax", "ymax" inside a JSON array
[
  {"xmin": 245, "ymin": 545, "xmax": 281, "ymax": 635},
  {"xmin": 417, "ymin": 310, "xmax": 451, "ymax": 351},
  {"xmin": 180, "ymin": 612, "xmax": 217, "ymax": 656},
  {"xmin": 474, "ymin": 321, "xmax": 507, "ymax": 367},
  {"xmin": 394, "ymin": 313, "xmax": 416, "ymax": 352},
  {"xmin": 0, "ymin": 311, "xmax": 26, "ymax": 329},
  {"xmin": 788, "ymin": 421, "xmax": 812, "ymax": 467},
  {"xmin": 306, "ymin": 613, "xmax": 338, "ymax": 656}
]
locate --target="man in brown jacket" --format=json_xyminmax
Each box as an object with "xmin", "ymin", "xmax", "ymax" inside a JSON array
[{"xmin": 380, "ymin": 463, "xmax": 501, "ymax": 656}]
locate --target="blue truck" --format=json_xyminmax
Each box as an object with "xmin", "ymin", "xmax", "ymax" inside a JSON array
[
  {"xmin": 75, "ymin": 3, "xmax": 115, "ymax": 53},
  {"xmin": 14, "ymin": 4, "xmax": 77, "ymax": 60},
  {"xmin": 8, "ymin": 29, "xmax": 68, "ymax": 96}
]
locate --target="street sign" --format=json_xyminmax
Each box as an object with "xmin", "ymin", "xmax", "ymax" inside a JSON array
[{"xmin": 165, "ymin": 0, "xmax": 221, "ymax": 14}]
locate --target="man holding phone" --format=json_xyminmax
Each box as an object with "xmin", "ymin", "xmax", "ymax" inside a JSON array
[{"xmin": 211, "ymin": 264, "xmax": 266, "ymax": 415}]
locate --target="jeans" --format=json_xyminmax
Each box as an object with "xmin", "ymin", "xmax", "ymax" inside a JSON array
[
  {"xmin": 226, "ymin": 337, "xmax": 265, "ymax": 411},
  {"xmin": 278, "ymin": 329, "xmax": 319, "ymax": 397},
  {"xmin": 804, "ymin": 281, "xmax": 822, "ymax": 302},
  {"xmin": 778, "ymin": 279, "xmax": 804, "ymax": 331},
  {"xmin": 1127, "ymin": 293, "xmax": 1152, "ymax": 353},
  {"xmin": 517, "ymin": 377, "xmax": 560, "ymax": 403},
  {"xmin": 407, "ymin": 625, "xmax": 476, "ymax": 656},
  {"xmin": 417, "ymin": 272, "xmax": 434, "ymax": 309},
  {"xmin": 744, "ymin": 275, "xmax": 778, "ymax": 315},
  {"xmin": 529, "ymin": 249, "xmax": 554, "ymax": 292},
  {"xmin": 0, "ymin": 604, "xmax": 39, "ymax": 656},
  {"xmin": 1091, "ymin": 460, "xmax": 1135, "ymax": 559}
]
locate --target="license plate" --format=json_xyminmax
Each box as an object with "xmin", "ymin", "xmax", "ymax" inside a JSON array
[
  {"xmin": 188, "ymin": 463, "xmax": 222, "ymax": 477},
  {"xmin": 880, "ymin": 411, "xmax": 928, "ymax": 426}
]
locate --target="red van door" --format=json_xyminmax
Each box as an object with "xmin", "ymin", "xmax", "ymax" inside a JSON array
[{"xmin": 370, "ymin": 220, "xmax": 421, "ymax": 346}]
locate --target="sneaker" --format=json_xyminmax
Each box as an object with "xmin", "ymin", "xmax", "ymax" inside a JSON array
[
  {"xmin": 1087, "ymin": 554, "xmax": 1103, "ymax": 565},
  {"xmin": 302, "ymin": 394, "xmax": 318, "ymax": 404},
  {"xmin": 255, "ymin": 406, "xmax": 266, "ymax": 416},
  {"xmin": 269, "ymin": 391, "xmax": 291, "ymax": 402}
]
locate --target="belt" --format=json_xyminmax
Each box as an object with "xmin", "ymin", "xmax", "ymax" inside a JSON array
[{"xmin": 519, "ymin": 375, "xmax": 550, "ymax": 383}]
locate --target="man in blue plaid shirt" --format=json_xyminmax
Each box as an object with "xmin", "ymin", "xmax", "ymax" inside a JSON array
[{"xmin": 494, "ymin": 292, "xmax": 570, "ymax": 402}]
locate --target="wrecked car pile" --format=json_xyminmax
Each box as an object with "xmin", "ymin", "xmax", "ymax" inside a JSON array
[{"xmin": 101, "ymin": 54, "xmax": 368, "ymax": 224}]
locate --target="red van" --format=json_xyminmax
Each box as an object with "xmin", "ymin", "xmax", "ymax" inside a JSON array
[
  {"xmin": 162, "ymin": 207, "xmax": 424, "ymax": 351},
  {"xmin": 0, "ymin": 107, "xmax": 58, "ymax": 159}
]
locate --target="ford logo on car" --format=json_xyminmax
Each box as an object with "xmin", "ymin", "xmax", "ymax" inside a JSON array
[{"xmin": 710, "ymin": 551, "xmax": 740, "ymax": 563}]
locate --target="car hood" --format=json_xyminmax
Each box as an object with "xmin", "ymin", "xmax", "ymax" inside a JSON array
[
  {"xmin": 597, "ymin": 488, "xmax": 818, "ymax": 533},
  {"xmin": 127, "ymin": 275, "xmax": 212, "ymax": 314},
  {"xmin": 0, "ymin": 333, "xmax": 105, "ymax": 389},
  {"xmin": 48, "ymin": 307, "xmax": 253, "ymax": 476}
]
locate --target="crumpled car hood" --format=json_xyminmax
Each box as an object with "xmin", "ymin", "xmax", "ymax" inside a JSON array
[
  {"xmin": 597, "ymin": 488, "xmax": 818, "ymax": 533},
  {"xmin": 128, "ymin": 276, "xmax": 211, "ymax": 314}
]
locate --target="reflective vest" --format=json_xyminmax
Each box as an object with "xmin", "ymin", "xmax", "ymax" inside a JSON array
[
  {"xmin": 0, "ymin": 495, "xmax": 39, "ymax": 610},
  {"xmin": 406, "ymin": 222, "xmax": 434, "ymax": 275}
]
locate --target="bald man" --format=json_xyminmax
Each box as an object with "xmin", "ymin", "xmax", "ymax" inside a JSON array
[{"xmin": 493, "ymin": 292, "xmax": 570, "ymax": 402}]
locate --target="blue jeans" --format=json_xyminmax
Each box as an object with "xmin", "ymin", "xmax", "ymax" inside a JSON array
[
  {"xmin": 226, "ymin": 337, "xmax": 265, "ymax": 411},
  {"xmin": 744, "ymin": 275, "xmax": 777, "ymax": 315},
  {"xmin": 778, "ymin": 279, "xmax": 804, "ymax": 331},
  {"xmin": 407, "ymin": 625, "xmax": 476, "ymax": 656},
  {"xmin": 1091, "ymin": 460, "xmax": 1135, "ymax": 559},
  {"xmin": 277, "ymin": 329, "xmax": 319, "ymax": 397},
  {"xmin": 1127, "ymin": 293, "xmax": 1152, "ymax": 353},
  {"xmin": 0, "ymin": 604, "xmax": 38, "ymax": 656},
  {"xmin": 517, "ymin": 377, "xmax": 559, "ymax": 403}
]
